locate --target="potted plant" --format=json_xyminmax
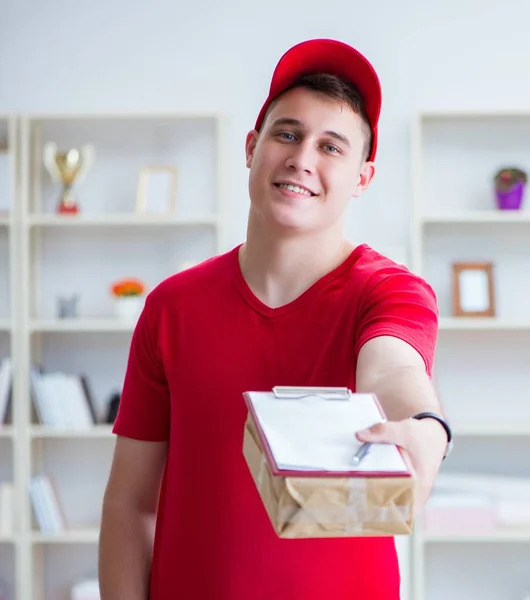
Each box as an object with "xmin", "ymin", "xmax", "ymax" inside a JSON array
[
  {"xmin": 494, "ymin": 167, "xmax": 527, "ymax": 210},
  {"xmin": 110, "ymin": 277, "xmax": 146, "ymax": 321}
]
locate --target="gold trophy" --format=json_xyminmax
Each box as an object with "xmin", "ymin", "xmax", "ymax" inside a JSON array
[{"xmin": 43, "ymin": 142, "xmax": 95, "ymax": 214}]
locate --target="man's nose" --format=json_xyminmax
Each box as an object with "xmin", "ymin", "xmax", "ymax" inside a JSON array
[{"xmin": 284, "ymin": 142, "xmax": 316, "ymax": 174}]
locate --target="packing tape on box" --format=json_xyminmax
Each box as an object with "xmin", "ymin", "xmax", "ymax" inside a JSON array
[
  {"xmin": 277, "ymin": 504, "xmax": 412, "ymax": 528},
  {"xmin": 346, "ymin": 477, "xmax": 366, "ymax": 533},
  {"xmin": 257, "ymin": 455, "xmax": 412, "ymax": 533},
  {"xmin": 257, "ymin": 456, "xmax": 267, "ymax": 489}
]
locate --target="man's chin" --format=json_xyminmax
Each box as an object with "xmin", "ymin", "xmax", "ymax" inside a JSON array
[{"xmin": 267, "ymin": 212, "xmax": 317, "ymax": 233}]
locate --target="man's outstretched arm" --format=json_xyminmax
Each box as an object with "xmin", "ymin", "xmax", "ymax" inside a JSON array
[{"xmin": 355, "ymin": 335, "xmax": 448, "ymax": 510}]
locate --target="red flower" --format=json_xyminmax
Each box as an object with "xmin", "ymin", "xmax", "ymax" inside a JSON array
[{"xmin": 111, "ymin": 278, "xmax": 145, "ymax": 297}]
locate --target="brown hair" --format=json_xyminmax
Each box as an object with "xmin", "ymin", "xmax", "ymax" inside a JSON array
[{"xmin": 264, "ymin": 72, "xmax": 373, "ymax": 161}]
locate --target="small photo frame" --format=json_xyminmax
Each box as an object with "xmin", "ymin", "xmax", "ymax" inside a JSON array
[
  {"xmin": 451, "ymin": 261, "xmax": 495, "ymax": 317},
  {"xmin": 136, "ymin": 165, "xmax": 178, "ymax": 214}
]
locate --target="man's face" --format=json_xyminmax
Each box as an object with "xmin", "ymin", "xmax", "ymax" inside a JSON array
[{"xmin": 245, "ymin": 87, "xmax": 375, "ymax": 234}]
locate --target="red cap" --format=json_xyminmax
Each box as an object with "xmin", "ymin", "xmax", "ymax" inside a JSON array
[{"xmin": 254, "ymin": 38, "xmax": 382, "ymax": 162}]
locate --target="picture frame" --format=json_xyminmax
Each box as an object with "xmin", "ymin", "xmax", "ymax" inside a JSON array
[
  {"xmin": 135, "ymin": 165, "xmax": 178, "ymax": 215},
  {"xmin": 451, "ymin": 261, "xmax": 495, "ymax": 317}
]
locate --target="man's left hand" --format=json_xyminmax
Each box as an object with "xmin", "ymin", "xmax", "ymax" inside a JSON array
[{"xmin": 356, "ymin": 417, "xmax": 447, "ymax": 511}]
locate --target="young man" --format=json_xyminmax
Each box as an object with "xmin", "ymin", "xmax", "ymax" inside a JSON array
[{"xmin": 98, "ymin": 38, "xmax": 451, "ymax": 599}]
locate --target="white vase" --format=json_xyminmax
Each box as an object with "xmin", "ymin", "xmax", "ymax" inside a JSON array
[{"xmin": 113, "ymin": 296, "xmax": 144, "ymax": 321}]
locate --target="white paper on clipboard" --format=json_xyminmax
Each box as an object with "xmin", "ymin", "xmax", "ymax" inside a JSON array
[{"xmin": 246, "ymin": 390, "xmax": 408, "ymax": 474}]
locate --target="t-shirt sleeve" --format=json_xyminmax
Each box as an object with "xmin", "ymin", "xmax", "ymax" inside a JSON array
[
  {"xmin": 112, "ymin": 293, "xmax": 170, "ymax": 441},
  {"xmin": 354, "ymin": 268, "xmax": 439, "ymax": 377}
]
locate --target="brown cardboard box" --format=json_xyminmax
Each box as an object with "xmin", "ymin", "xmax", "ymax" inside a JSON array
[{"xmin": 243, "ymin": 413, "xmax": 416, "ymax": 538}]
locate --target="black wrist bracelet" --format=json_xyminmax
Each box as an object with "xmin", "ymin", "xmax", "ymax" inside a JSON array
[{"xmin": 412, "ymin": 411, "xmax": 453, "ymax": 459}]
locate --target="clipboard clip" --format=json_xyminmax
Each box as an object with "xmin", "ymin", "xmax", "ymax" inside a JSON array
[{"xmin": 272, "ymin": 386, "xmax": 352, "ymax": 400}]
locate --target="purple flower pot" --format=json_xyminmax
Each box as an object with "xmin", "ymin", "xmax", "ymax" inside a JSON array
[{"xmin": 495, "ymin": 180, "xmax": 525, "ymax": 210}]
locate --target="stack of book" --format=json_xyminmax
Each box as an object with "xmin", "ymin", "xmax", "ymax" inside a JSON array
[
  {"xmin": 0, "ymin": 358, "xmax": 12, "ymax": 426},
  {"xmin": 29, "ymin": 474, "xmax": 66, "ymax": 534},
  {"xmin": 31, "ymin": 368, "xmax": 97, "ymax": 429},
  {"xmin": 424, "ymin": 473, "xmax": 530, "ymax": 534}
]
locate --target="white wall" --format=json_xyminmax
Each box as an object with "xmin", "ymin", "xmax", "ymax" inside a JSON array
[{"xmin": 3, "ymin": 0, "xmax": 530, "ymax": 252}]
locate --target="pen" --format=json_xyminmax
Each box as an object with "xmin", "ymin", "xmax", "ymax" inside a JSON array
[{"xmin": 352, "ymin": 442, "xmax": 371, "ymax": 466}]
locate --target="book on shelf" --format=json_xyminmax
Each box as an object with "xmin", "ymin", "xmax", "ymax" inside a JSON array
[
  {"xmin": 0, "ymin": 481, "xmax": 14, "ymax": 535},
  {"xmin": 0, "ymin": 357, "xmax": 12, "ymax": 426},
  {"xmin": 423, "ymin": 473, "xmax": 530, "ymax": 534},
  {"xmin": 30, "ymin": 366, "xmax": 98, "ymax": 429},
  {"xmin": 29, "ymin": 474, "xmax": 66, "ymax": 534}
]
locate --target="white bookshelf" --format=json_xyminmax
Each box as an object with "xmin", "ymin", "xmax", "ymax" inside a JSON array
[
  {"xmin": 410, "ymin": 111, "xmax": 530, "ymax": 600},
  {"xmin": 0, "ymin": 114, "xmax": 18, "ymax": 600},
  {"xmin": 0, "ymin": 112, "xmax": 229, "ymax": 600}
]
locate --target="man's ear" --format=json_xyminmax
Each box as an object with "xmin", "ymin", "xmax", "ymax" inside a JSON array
[
  {"xmin": 245, "ymin": 130, "xmax": 259, "ymax": 168},
  {"xmin": 351, "ymin": 161, "xmax": 376, "ymax": 198}
]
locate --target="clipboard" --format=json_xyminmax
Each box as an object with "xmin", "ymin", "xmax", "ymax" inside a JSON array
[{"xmin": 243, "ymin": 386, "xmax": 412, "ymax": 479}]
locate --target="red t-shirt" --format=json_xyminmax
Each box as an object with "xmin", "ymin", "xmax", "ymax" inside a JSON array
[{"xmin": 113, "ymin": 243, "xmax": 438, "ymax": 600}]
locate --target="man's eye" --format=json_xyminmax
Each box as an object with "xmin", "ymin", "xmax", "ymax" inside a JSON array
[
  {"xmin": 324, "ymin": 144, "xmax": 340, "ymax": 154},
  {"xmin": 278, "ymin": 132, "xmax": 296, "ymax": 141}
]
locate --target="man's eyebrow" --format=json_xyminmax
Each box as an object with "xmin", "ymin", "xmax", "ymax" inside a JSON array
[
  {"xmin": 323, "ymin": 130, "xmax": 351, "ymax": 148},
  {"xmin": 269, "ymin": 117, "xmax": 303, "ymax": 129},
  {"xmin": 269, "ymin": 117, "xmax": 351, "ymax": 148}
]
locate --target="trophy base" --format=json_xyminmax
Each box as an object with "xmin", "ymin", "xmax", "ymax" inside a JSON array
[{"xmin": 57, "ymin": 202, "xmax": 80, "ymax": 215}]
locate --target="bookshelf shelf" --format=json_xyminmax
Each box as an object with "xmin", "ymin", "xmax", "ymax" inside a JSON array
[
  {"xmin": 422, "ymin": 530, "xmax": 530, "ymax": 544},
  {"xmin": 438, "ymin": 318, "xmax": 530, "ymax": 331},
  {"xmin": 452, "ymin": 423, "xmax": 530, "ymax": 436},
  {"xmin": 30, "ymin": 319, "xmax": 135, "ymax": 333},
  {"xmin": 422, "ymin": 211, "xmax": 530, "ymax": 225},
  {"xmin": 30, "ymin": 425, "xmax": 113, "ymax": 439},
  {"xmin": 27, "ymin": 213, "xmax": 220, "ymax": 228},
  {"xmin": 25, "ymin": 110, "xmax": 222, "ymax": 121},
  {"xmin": 31, "ymin": 528, "xmax": 100, "ymax": 544}
]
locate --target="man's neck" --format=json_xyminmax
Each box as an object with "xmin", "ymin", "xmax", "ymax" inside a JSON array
[{"xmin": 238, "ymin": 219, "xmax": 356, "ymax": 309}]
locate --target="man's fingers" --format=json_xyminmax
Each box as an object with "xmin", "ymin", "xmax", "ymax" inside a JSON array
[{"xmin": 355, "ymin": 421, "xmax": 406, "ymax": 447}]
